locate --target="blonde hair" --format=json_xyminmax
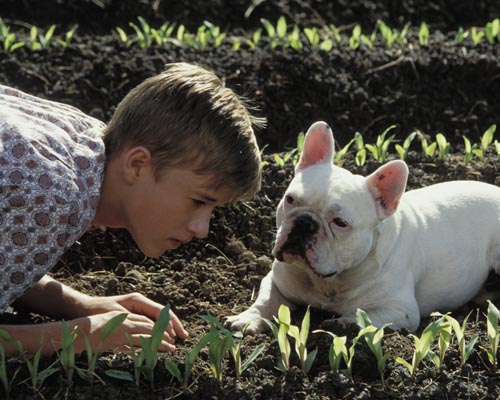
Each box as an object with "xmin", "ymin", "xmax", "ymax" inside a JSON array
[{"xmin": 102, "ymin": 63, "xmax": 265, "ymax": 201}]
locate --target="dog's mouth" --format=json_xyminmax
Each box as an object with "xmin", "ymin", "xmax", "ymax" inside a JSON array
[{"xmin": 274, "ymin": 215, "xmax": 337, "ymax": 279}]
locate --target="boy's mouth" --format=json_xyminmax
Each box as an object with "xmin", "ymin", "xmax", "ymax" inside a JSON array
[
  {"xmin": 169, "ymin": 237, "xmax": 191, "ymax": 248},
  {"xmin": 169, "ymin": 239, "xmax": 183, "ymax": 249}
]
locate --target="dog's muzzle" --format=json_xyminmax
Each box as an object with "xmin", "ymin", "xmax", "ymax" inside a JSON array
[{"xmin": 275, "ymin": 214, "xmax": 319, "ymax": 262}]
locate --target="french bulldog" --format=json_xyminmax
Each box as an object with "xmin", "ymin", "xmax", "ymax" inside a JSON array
[{"xmin": 226, "ymin": 121, "xmax": 500, "ymax": 332}]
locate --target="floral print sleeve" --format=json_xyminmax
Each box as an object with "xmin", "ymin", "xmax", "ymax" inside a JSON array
[{"xmin": 0, "ymin": 85, "xmax": 106, "ymax": 311}]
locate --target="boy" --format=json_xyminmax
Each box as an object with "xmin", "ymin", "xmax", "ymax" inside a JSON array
[{"xmin": 0, "ymin": 62, "xmax": 264, "ymax": 356}]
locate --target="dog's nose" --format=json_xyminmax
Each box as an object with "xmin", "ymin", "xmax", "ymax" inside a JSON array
[
  {"xmin": 293, "ymin": 215, "xmax": 319, "ymax": 235},
  {"xmin": 275, "ymin": 214, "xmax": 319, "ymax": 262}
]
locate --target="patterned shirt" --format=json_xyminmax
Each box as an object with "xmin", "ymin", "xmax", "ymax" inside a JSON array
[{"xmin": 0, "ymin": 85, "xmax": 106, "ymax": 311}]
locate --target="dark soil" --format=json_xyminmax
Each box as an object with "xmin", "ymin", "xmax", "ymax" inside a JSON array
[{"xmin": 1, "ymin": 1, "xmax": 500, "ymax": 399}]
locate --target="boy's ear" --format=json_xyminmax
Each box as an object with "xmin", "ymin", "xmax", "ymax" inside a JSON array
[
  {"xmin": 295, "ymin": 121, "xmax": 335, "ymax": 173},
  {"xmin": 365, "ymin": 160, "xmax": 408, "ymax": 219},
  {"xmin": 122, "ymin": 146, "xmax": 153, "ymax": 184}
]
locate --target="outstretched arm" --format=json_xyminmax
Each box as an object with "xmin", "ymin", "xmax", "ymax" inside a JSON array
[{"xmin": 5, "ymin": 275, "xmax": 189, "ymax": 356}]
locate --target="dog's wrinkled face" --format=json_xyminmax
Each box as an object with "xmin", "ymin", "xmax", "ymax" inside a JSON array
[
  {"xmin": 273, "ymin": 164, "xmax": 379, "ymax": 278},
  {"xmin": 272, "ymin": 121, "xmax": 408, "ymax": 279}
]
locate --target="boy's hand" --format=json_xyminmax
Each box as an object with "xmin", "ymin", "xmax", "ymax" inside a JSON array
[
  {"xmin": 74, "ymin": 310, "xmax": 177, "ymax": 353},
  {"xmin": 81, "ymin": 293, "xmax": 189, "ymax": 341}
]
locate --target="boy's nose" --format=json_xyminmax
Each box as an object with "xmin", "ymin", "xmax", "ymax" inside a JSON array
[{"xmin": 188, "ymin": 213, "xmax": 211, "ymax": 239}]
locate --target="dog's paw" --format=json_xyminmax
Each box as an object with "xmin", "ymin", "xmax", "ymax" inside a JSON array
[{"xmin": 225, "ymin": 309, "xmax": 268, "ymax": 334}]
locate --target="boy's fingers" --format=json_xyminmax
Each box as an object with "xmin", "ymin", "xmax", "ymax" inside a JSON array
[
  {"xmin": 169, "ymin": 311, "xmax": 189, "ymax": 339},
  {"xmin": 125, "ymin": 334, "xmax": 176, "ymax": 352}
]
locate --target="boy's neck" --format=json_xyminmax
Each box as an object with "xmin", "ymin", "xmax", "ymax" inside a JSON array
[{"xmin": 91, "ymin": 157, "xmax": 127, "ymax": 229}]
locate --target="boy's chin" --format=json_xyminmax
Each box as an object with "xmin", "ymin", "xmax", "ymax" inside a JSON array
[{"xmin": 140, "ymin": 240, "xmax": 182, "ymax": 258}]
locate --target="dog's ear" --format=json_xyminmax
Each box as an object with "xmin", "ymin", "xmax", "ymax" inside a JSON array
[
  {"xmin": 295, "ymin": 121, "xmax": 335, "ymax": 173},
  {"xmin": 366, "ymin": 160, "xmax": 408, "ymax": 218}
]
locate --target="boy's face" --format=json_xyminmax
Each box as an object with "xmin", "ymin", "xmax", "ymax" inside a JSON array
[{"xmin": 123, "ymin": 160, "xmax": 231, "ymax": 258}]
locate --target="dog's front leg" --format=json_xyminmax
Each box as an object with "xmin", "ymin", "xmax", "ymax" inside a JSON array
[{"xmin": 226, "ymin": 270, "xmax": 295, "ymax": 333}]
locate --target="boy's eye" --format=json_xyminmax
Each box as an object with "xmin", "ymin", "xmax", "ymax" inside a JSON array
[{"xmin": 192, "ymin": 199, "xmax": 206, "ymax": 206}]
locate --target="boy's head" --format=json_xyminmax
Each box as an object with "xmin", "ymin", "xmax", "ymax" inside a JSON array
[{"xmin": 102, "ymin": 62, "xmax": 264, "ymax": 202}]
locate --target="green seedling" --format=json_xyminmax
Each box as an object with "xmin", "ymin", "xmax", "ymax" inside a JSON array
[
  {"xmin": 419, "ymin": 22, "xmax": 430, "ymax": 46},
  {"xmin": 57, "ymin": 25, "xmax": 78, "ymax": 47},
  {"xmin": 273, "ymin": 149, "xmax": 296, "ymax": 166},
  {"xmin": 485, "ymin": 18, "xmax": 500, "ymax": 44},
  {"xmin": 464, "ymin": 125, "xmax": 496, "ymax": 162},
  {"xmin": 328, "ymin": 24, "xmax": 342, "ymax": 44},
  {"xmin": 202, "ymin": 313, "xmax": 236, "ymax": 382},
  {"xmin": 288, "ymin": 25, "xmax": 303, "ymax": 50},
  {"xmin": 115, "ymin": 26, "xmax": 132, "ymax": 46},
  {"xmin": 313, "ymin": 330, "xmax": 347, "ymax": 373},
  {"xmin": 435, "ymin": 133, "xmax": 451, "ymax": 160},
  {"xmin": 427, "ymin": 313, "xmax": 453, "ymax": 367},
  {"xmin": 0, "ymin": 18, "xmax": 25, "ymax": 53},
  {"xmin": 181, "ymin": 22, "xmax": 225, "ymax": 50},
  {"xmin": 0, "ymin": 330, "xmax": 57, "ymax": 394},
  {"xmin": 398, "ymin": 23, "xmax": 411, "ymax": 46},
  {"xmin": 259, "ymin": 143, "xmax": 270, "ymax": 168},
  {"xmin": 230, "ymin": 326, "xmax": 265, "ymax": 379},
  {"xmin": 274, "ymin": 130, "xmax": 305, "ymax": 166},
  {"xmin": 261, "ymin": 16, "xmax": 288, "ymax": 49},
  {"xmin": 28, "ymin": 24, "xmax": 56, "ymax": 49},
  {"xmin": 304, "ymin": 27, "xmax": 320, "ymax": 47},
  {"xmin": 476, "ymin": 124, "xmax": 496, "ymax": 159},
  {"xmin": 314, "ymin": 328, "xmax": 359, "ymax": 379},
  {"xmin": 417, "ymin": 131, "xmax": 437, "ymax": 157},
  {"xmin": 438, "ymin": 312, "xmax": 479, "ymax": 365},
  {"xmin": 485, "ymin": 300, "xmax": 499, "ymax": 367},
  {"xmin": 129, "ymin": 17, "xmax": 159, "ymax": 48},
  {"xmin": 463, "ymin": 136, "xmax": 478, "ymax": 163},
  {"xmin": 334, "ymin": 137, "xmax": 356, "ymax": 166},
  {"xmin": 354, "ymin": 132, "xmax": 367, "ymax": 166},
  {"xmin": 365, "ymin": 125, "xmax": 396, "ymax": 162},
  {"xmin": 377, "ymin": 20, "xmax": 398, "ymax": 48},
  {"xmin": 463, "ymin": 136, "xmax": 477, "ymax": 163},
  {"xmin": 80, "ymin": 312, "xmax": 128, "ymax": 385},
  {"xmin": 376, "ymin": 21, "xmax": 409, "ymax": 48},
  {"xmin": 58, "ymin": 320, "xmax": 77, "ymax": 387},
  {"xmin": 470, "ymin": 27, "xmax": 484, "ymax": 46},
  {"xmin": 294, "ymin": 131, "xmax": 305, "ymax": 165},
  {"xmin": 264, "ymin": 304, "xmax": 293, "ymax": 371},
  {"xmin": 349, "ymin": 24, "xmax": 362, "ymax": 49},
  {"xmin": 204, "ymin": 21, "xmax": 226, "ymax": 47},
  {"xmin": 456, "ymin": 27, "xmax": 467, "ymax": 43},
  {"xmin": 356, "ymin": 309, "xmax": 391, "ymax": 387},
  {"xmin": 395, "ymin": 131, "xmax": 417, "ymax": 160},
  {"xmin": 109, "ymin": 306, "xmax": 172, "ymax": 387},
  {"xmin": 494, "ymin": 140, "xmax": 500, "ymax": 160},
  {"xmin": 244, "ymin": 28, "xmax": 261, "ymax": 49},
  {"xmin": 164, "ymin": 328, "xmax": 220, "ymax": 387},
  {"xmin": 116, "ymin": 17, "xmax": 176, "ymax": 48},
  {"xmin": 246, "ymin": 28, "xmax": 262, "ymax": 49},
  {"xmin": 133, "ymin": 305, "xmax": 171, "ymax": 388},
  {"xmin": 232, "ymin": 37, "xmax": 242, "ymax": 51},
  {"xmin": 287, "ymin": 306, "xmax": 318, "ymax": 373},
  {"xmin": 320, "ymin": 37, "xmax": 334, "ymax": 51},
  {"xmin": 0, "ymin": 344, "xmax": 14, "ymax": 400},
  {"xmin": 0, "ymin": 331, "xmax": 23, "ymax": 399},
  {"xmin": 395, "ymin": 317, "xmax": 442, "ymax": 377}
]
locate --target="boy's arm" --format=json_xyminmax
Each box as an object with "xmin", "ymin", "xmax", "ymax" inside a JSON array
[
  {"xmin": 0, "ymin": 311, "xmax": 178, "ymax": 357},
  {"xmin": 14, "ymin": 275, "xmax": 189, "ymax": 340},
  {"xmin": 13, "ymin": 275, "xmax": 93, "ymax": 320},
  {"xmin": 0, "ymin": 320, "xmax": 77, "ymax": 356}
]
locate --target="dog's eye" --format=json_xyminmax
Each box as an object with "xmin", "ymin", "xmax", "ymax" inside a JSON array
[
  {"xmin": 332, "ymin": 218, "xmax": 348, "ymax": 228},
  {"xmin": 285, "ymin": 195, "xmax": 294, "ymax": 205}
]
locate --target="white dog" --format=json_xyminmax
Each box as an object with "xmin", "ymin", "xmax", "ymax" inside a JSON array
[{"xmin": 227, "ymin": 121, "xmax": 500, "ymax": 332}]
